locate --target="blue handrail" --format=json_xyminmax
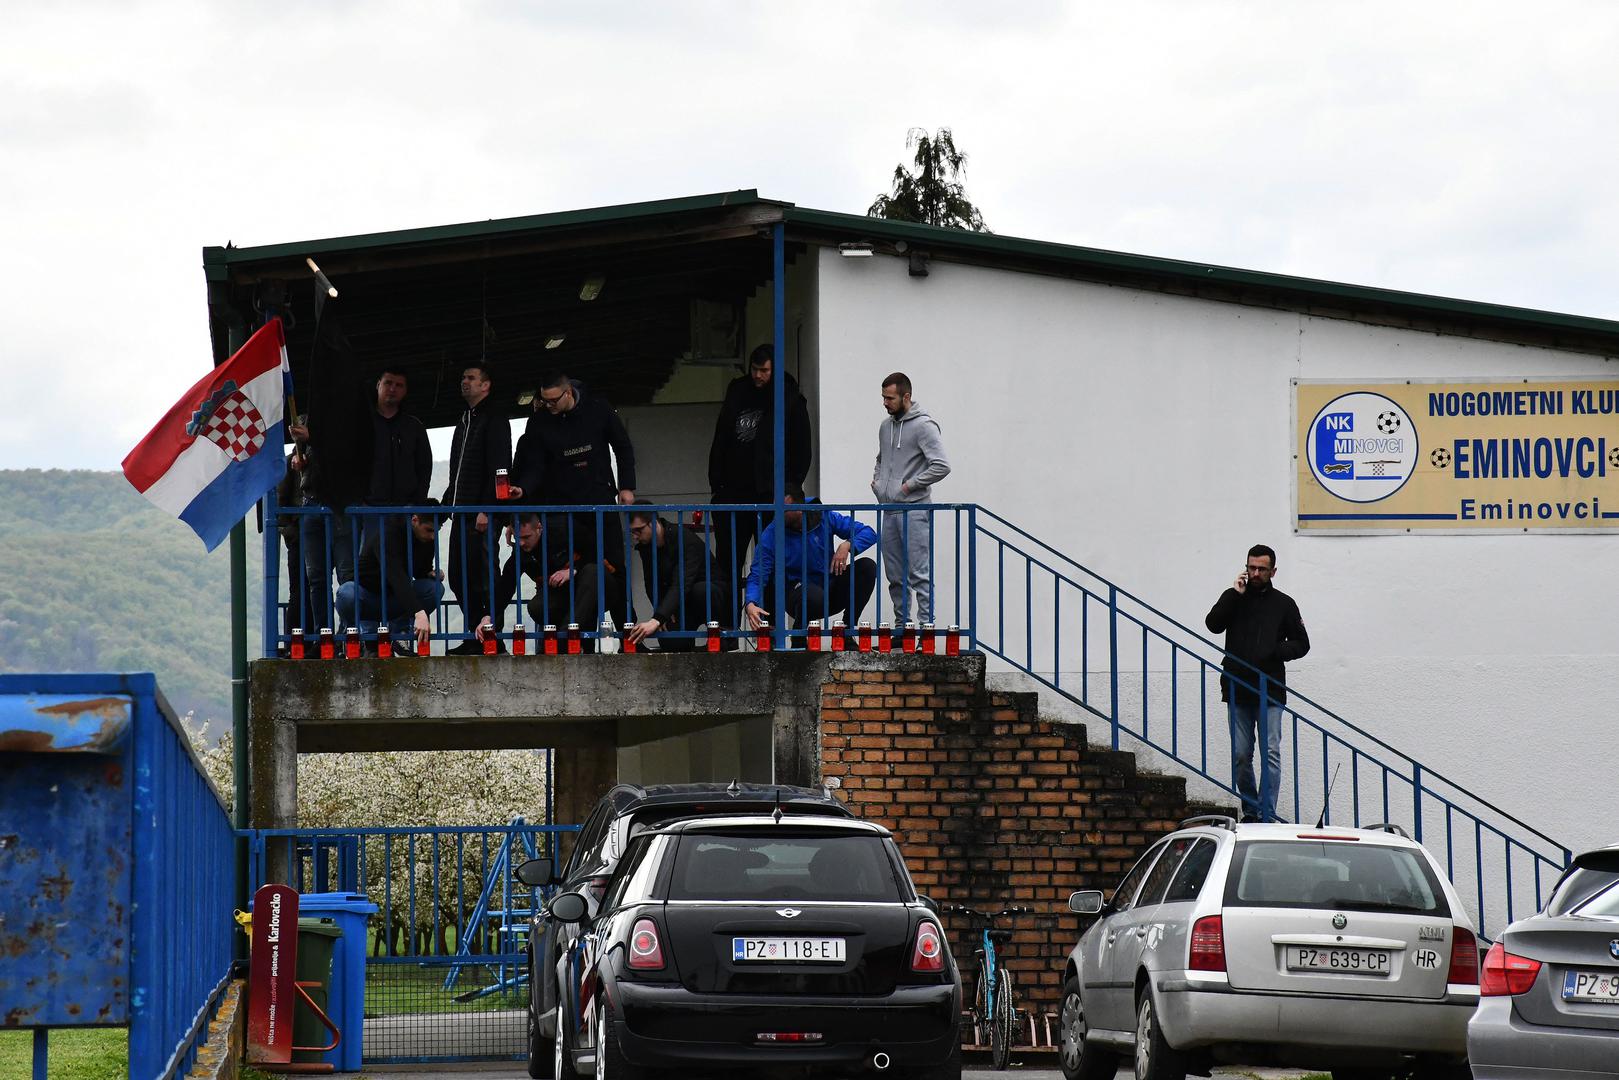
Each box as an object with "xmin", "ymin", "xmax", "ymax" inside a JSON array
[
  {"xmin": 257, "ymin": 500, "xmax": 1568, "ymax": 939},
  {"xmin": 967, "ymin": 506, "xmax": 1569, "ymax": 939}
]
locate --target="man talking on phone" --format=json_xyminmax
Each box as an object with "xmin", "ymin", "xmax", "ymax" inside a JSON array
[{"xmin": 1204, "ymin": 544, "xmax": 1310, "ymax": 823}]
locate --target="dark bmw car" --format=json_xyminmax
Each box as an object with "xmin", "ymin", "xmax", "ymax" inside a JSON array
[
  {"xmin": 517, "ymin": 783, "xmax": 853, "ymax": 1077},
  {"xmin": 546, "ymin": 814, "xmax": 961, "ymax": 1079}
]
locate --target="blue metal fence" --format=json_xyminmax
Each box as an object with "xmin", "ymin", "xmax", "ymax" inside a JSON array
[
  {"xmin": 258, "ymin": 501, "xmax": 1569, "ymax": 938},
  {"xmin": 244, "ymin": 822, "xmax": 579, "ymax": 1064},
  {"xmin": 0, "ymin": 673, "xmax": 235, "ymax": 1080}
]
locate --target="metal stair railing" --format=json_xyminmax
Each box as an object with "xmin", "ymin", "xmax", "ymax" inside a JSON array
[{"xmin": 969, "ymin": 505, "xmax": 1569, "ymax": 939}]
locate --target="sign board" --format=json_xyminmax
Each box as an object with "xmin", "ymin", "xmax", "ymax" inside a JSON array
[
  {"xmin": 246, "ymin": 883, "xmax": 299, "ymax": 1064},
  {"xmin": 1294, "ymin": 378, "xmax": 1619, "ymax": 533}
]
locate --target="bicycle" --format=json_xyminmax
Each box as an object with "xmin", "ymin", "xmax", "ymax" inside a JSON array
[{"xmin": 943, "ymin": 904, "xmax": 1034, "ymax": 1069}]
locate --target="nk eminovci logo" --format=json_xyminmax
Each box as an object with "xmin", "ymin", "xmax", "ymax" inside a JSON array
[{"xmin": 1306, "ymin": 392, "xmax": 1419, "ymax": 503}]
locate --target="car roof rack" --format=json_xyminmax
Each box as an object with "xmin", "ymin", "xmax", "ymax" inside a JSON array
[
  {"xmin": 1362, "ymin": 822, "xmax": 1411, "ymax": 838},
  {"xmin": 1178, "ymin": 814, "xmax": 1237, "ymax": 832}
]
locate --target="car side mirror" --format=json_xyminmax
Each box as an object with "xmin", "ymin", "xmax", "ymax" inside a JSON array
[
  {"xmin": 1068, "ymin": 890, "xmax": 1105, "ymax": 915},
  {"xmin": 547, "ymin": 890, "xmax": 589, "ymax": 923},
  {"xmin": 918, "ymin": 893, "xmax": 939, "ymax": 913},
  {"xmin": 516, "ymin": 858, "xmax": 559, "ymax": 888}
]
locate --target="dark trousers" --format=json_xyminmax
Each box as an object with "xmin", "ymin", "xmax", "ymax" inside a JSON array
[
  {"xmin": 512, "ymin": 563, "xmax": 627, "ymax": 633},
  {"xmin": 300, "ymin": 509, "xmax": 355, "ymax": 631},
  {"xmin": 447, "ymin": 517, "xmax": 497, "ymax": 632},
  {"xmin": 709, "ymin": 499, "xmax": 763, "ymax": 617},
  {"xmin": 784, "ymin": 558, "xmax": 877, "ymax": 627},
  {"xmin": 650, "ymin": 582, "xmax": 733, "ymax": 651}
]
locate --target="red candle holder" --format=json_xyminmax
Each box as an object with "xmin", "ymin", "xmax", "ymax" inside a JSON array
[
  {"xmin": 920, "ymin": 622, "xmax": 936, "ymax": 655},
  {"xmin": 512, "ymin": 624, "xmax": 526, "ymax": 656},
  {"xmin": 377, "ymin": 626, "xmax": 393, "ymax": 659},
  {"xmin": 623, "ymin": 629, "xmax": 637, "ymax": 654},
  {"xmin": 946, "ymin": 625, "xmax": 961, "ymax": 656},
  {"xmin": 318, "ymin": 627, "xmax": 335, "ymax": 660},
  {"xmin": 858, "ymin": 623, "xmax": 872, "ymax": 653},
  {"xmin": 289, "ymin": 628, "xmax": 305, "ymax": 661},
  {"xmin": 481, "ymin": 620, "xmax": 497, "ymax": 656},
  {"xmin": 706, "ymin": 621, "xmax": 721, "ymax": 653},
  {"xmin": 495, "ymin": 469, "xmax": 510, "ymax": 501},
  {"xmin": 345, "ymin": 626, "xmax": 362, "ymax": 660},
  {"xmin": 543, "ymin": 624, "xmax": 558, "ymax": 655},
  {"xmin": 567, "ymin": 623, "xmax": 582, "ymax": 655},
  {"xmin": 756, "ymin": 620, "xmax": 772, "ymax": 653},
  {"xmin": 830, "ymin": 620, "xmax": 846, "ymax": 652},
  {"xmin": 807, "ymin": 624, "xmax": 822, "ymax": 652},
  {"xmin": 877, "ymin": 623, "xmax": 892, "ymax": 654}
]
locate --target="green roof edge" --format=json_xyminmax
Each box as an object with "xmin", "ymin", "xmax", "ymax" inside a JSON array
[
  {"xmin": 783, "ymin": 207, "xmax": 1619, "ymax": 342},
  {"xmin": 203, "ymin": 189, "xmax": 788, "ymax": 266}
]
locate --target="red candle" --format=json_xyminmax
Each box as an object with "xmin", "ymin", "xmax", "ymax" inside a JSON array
[
  {"xmin": 706, "ymin": 621, "xmax": 721, "ymax": 653},
  {"xmin": 481, "ymin": 620, "xmax": 497, "ymax": 656},
  {"xmin": 830, "ymin": 621, "xmax": 845, "ymax": 652},
  {"xmin": 495, "ymin": 469, "xmax": 510, "ymax": 501},
  {"xmin": 902, "ymin": 622, "xmax": 918, "ymax": 654},
  {"xmin": 512, "ymin": 624, "xmax": 526, "ymax": 656},
  {"xmin": 623, "ymin": 630, "xmax": 637, "ymax": 654},
  {"xmin": 920, "ymin": 623, "xmax": 936, "ymax": 655},
  {"xmin": 878, "ymin": 623, "xmax": 892, "ymax": 654},
  {"xmin": 318, "ymin": 627, "xmax": 335, "ymax": 660},
  {"xmin": 377, "ymin": 626, "xmax": 393, "ymax": 659},
  {"xmin": 756, "ymin": 620, "xmax": 772, "ymax": 653},
  {"xmin": 345, "ymin": 626, "xmax": 361, "ymax": 660},
  {"xmin": 567, "ymin": 623, "xmax": 582, "ymax": 655},
  {"xmin": 289, "ymin": 628, "xmax": 305, "ymax": 660},
  {"xmin": 946, "ymin": 625, "xmax": 961, "ymax": 656},
  {"xmin": 858, "ymin": 623, "xmax": 872, "ymax": 653},
  {"xmin": 543, "ymin": 624, "xmax": 558, "ymax": 655},
  {"xmin": 807, "ymin": 624, "xmax": 822, "ymax": 652}
]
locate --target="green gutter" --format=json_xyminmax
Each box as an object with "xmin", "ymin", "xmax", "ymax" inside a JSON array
[
  {"xmin": 205, "ymin": 189, "xmax": 789, "ymax": 267},
  {"xmin": 784, "ymin": 207, "xmax": 1619, "ymax": 342}
]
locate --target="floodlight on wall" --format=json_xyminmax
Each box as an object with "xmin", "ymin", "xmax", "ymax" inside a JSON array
[
  {"xmin": 579, "ymin": 274, "xmax": 607, "ymax": 301},
  {"xmin": 518, "ymin": 390, "xmax": 536, "ymax": 406},
  {"xmin": 838, "ymin": 242, "xmax": 875, "ymax": 258},
  {"xmin": 545, "ymin": 332, "xmax": 566, "ymax": 349}
]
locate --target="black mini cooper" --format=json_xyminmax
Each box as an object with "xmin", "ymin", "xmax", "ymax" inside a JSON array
[{"xmin": 545, "ymin": 813, "xmax": 961, "ymax": 1079}]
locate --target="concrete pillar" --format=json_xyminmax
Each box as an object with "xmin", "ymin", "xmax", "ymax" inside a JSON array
[
  {"xmin": 247, "ymin": 718, "xmax": 298, "ymax": 885},
  {"xmin": 551, "ymin": 744, "xmax": 617, "ymax": 828}
]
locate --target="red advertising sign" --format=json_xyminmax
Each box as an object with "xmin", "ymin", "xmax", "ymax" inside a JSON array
[{"xmin": 246, "ymin": 883, "xmax": 300, "ymax": 1064}]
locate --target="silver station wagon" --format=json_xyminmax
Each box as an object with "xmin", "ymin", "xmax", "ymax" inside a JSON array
[{"xmin": 1059, "ymin": 817, "xmax": 1480, "ymax": 1080}]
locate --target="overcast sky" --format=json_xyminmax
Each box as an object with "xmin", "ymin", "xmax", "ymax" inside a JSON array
[{"xmin": 6, "ymin": 1, "xmax": 1619, "ymax": 471}]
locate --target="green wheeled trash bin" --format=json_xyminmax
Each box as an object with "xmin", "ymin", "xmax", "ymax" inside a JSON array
[{"xmin": 292, "ymin": 918, "xmax": 342, "ymax": 1064}]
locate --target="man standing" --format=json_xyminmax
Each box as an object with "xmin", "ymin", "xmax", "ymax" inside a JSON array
[
  {"xmin": 441, "ymin": 362, "xmax": 512, "ymax": 654},
  {"xmin": 626, "ymin": 501, "xmax": 728, "ymax": 651},
  {"xmin": 511, "ymin": 371, "xmax": 636, "ymax": 570},
  {"xmin": 743, "ymin": 489, "xmax": 877, "ymax": 632},
  {"xmin": 334, "ymin": 506, "xmax": 445, "ymax": 655},
  {"xmin": 707, "ymin": 343, "xmax": 812, "ymax": 601},
  {"xmin": 1204, "ymin": 545, "xmax": 1311, "ymax": 823},
  {"xmin": 872, "ymin": 373, "xmax": 950, "ymax": 625},
  {"xmin": 367, "ymin": 366, "xmax": 432, "ymax": 510}
]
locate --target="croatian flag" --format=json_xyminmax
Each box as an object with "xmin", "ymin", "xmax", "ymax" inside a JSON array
[{"xmin": 122, "ymin": 319, "xmax": 292, "ymax": 551}]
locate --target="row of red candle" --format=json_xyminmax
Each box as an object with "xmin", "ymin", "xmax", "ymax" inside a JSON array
[{"xmin": 289, "ymin": 621, "xmax": 963, "ymax": 658}]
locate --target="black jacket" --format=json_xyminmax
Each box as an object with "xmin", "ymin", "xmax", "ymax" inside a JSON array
[
  {"xmin": 638, "ymin": 520, "xmax": 723, "ymax": 628},
  {"xmin": 513, "ymin": 382, "xmax": 636, "ymax": 504},
  {"xmin": 495, "ymin": 531, "xmax": 576, "ymax": 615},
  {"xmin": 442, "ymin": 399, "xmax": 512, "ymax": 508},
  {"xmin": 368, "ymin": 410, "xmax": 432, "ymax": 506},
  {"xmin": 708, "ymin": 371, "xmax": 811, "ymax": 499},
  {"xmin": 355, "ymin": 517, "xmax": 437, "ymax": 619},
  {"xmin": 1205, "ymin": 585, "xmax": 1310, "ymax": 705}
]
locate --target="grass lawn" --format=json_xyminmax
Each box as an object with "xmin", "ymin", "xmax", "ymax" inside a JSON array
[{"xmin": 0, "ymin": 1028, "xmax": 127, "ymax": 1080}]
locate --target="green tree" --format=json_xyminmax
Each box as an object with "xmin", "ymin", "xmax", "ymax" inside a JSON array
[{"xmin": 867, "ymin": 127, "xmax": 989, "ymax": 232}]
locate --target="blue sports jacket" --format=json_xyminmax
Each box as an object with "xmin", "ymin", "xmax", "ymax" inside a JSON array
[{"xmin": 744, "ymin": 504, "xmax": 878, "ymax": 607}]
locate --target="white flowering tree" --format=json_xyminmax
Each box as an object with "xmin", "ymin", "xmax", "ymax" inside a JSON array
[{"xmin": 195, "ymin": 728, "xmax": 553, "ymax": 956}]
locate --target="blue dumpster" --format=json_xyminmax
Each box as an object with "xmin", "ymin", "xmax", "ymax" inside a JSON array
[{"xmin": 299, "ymin": 891, "xmax": 377, "ymax": 1072}]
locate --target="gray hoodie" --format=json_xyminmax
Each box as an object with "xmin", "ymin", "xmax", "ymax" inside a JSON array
[{"xmin": 872, "ymin": 403, "xmax": 951, "ymax": 503}]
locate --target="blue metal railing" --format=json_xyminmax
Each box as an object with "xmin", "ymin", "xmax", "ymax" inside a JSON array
[
  {"xmin": 256, "ymin": 500, "xmax": 1569, "ymax": 938},
  {"xmin": 967, "ymin": 506, "xmax": 1569, "ymax": 939},
  {"xmin": 128, "ymin": 681, "xmax": 237, "ymax": 1080},
  {"xmin": 242, "ymin": 822, "xmax": 579, "ymax": 1064},
  {"xmin": 263, "ymin": 502, "xmax": 973, "ymax": 655}
]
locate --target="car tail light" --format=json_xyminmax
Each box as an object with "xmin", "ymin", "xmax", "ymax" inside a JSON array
[
  {"xmin": 628, "ymin": 918, "xmax": 665, "ymax": 970},
  {"xmin": 1446, "ymin": 926, "xmax": 1479, "ymax": 985},
  {"xmin": 1189, "ymin": 915, "xmax": 1225, "ymax": 972},
  {"xmin": 1479, "ymin": 941, "xmax": 1541, "ymax": 996},
  {"xmin": 911, "ymin": 921, "xmax": 945, "ymax": 972}
]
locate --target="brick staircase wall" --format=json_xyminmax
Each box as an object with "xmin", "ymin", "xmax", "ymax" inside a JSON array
[{"xmin": 816, "ymin": 654, "xmax": 1204, "ymax": 1019}]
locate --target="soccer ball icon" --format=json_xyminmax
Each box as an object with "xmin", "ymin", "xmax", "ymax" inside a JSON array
[
  {"xmin": 1377, "ymin": 411, "xmax": 1403, "ymax": 435},
  {"xmin": 1430, "ymin": 448, "xmax": 1452, "ymax": 470}
]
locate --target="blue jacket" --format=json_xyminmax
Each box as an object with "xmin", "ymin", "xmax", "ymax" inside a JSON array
[{"xmin": 744, "ymin": 505, "xmax": 877, "ymax": 607}]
